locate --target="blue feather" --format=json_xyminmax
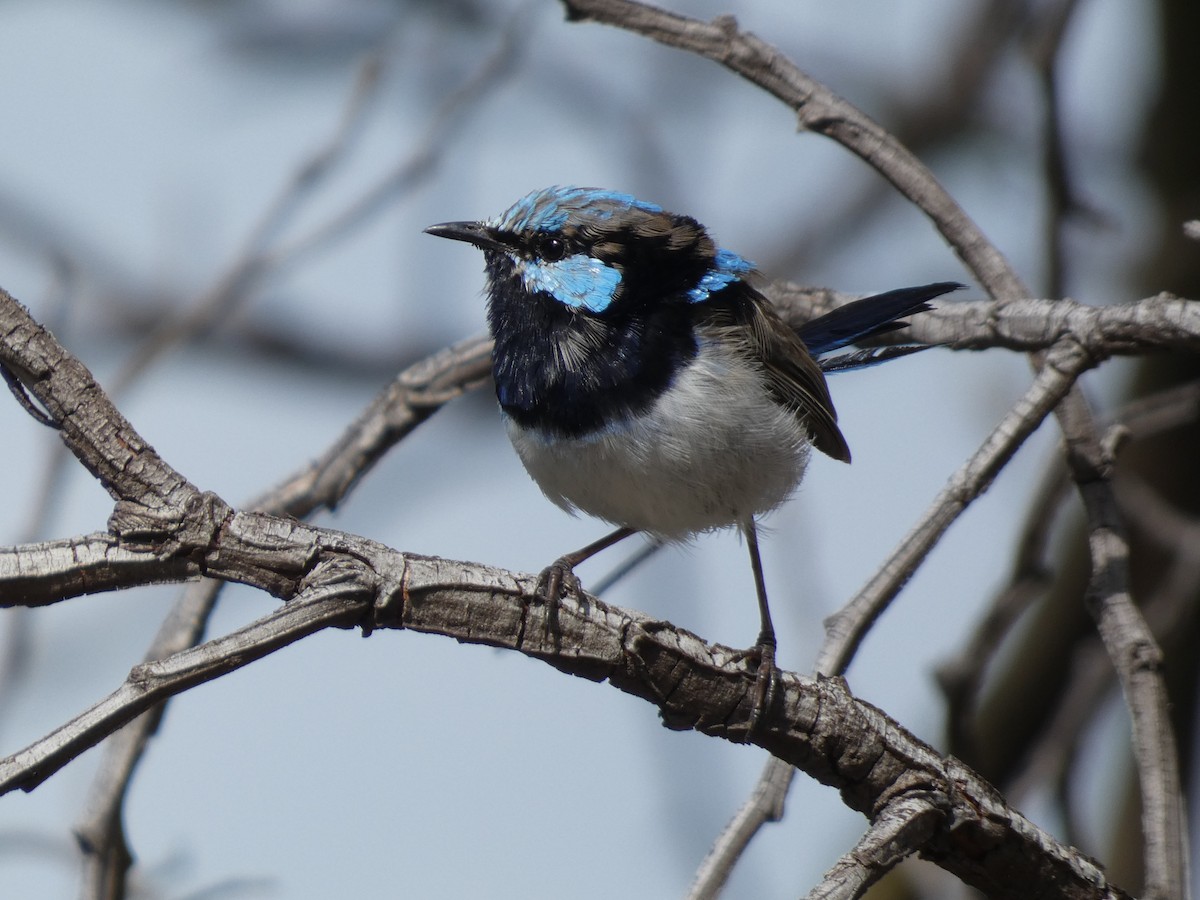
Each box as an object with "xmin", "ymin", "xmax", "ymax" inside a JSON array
[
  {"xmin": 491, "ymin": 185, "xmax": 662, "ymax": 234},
  {"xmin": 799, "ymin": 282, "xmax": 961, "ymax": 357},
  {"xmin": 687, "ymin": 248, "xmax": 755, "ymax": 303},
  {"xmin": 517, "ymin": 253, "xmax": 624, "ymax": 313}
]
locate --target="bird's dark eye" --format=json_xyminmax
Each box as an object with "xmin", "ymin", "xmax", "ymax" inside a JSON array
[{"xmin": 536, "ymin": 235, "xmax": 567, "ymax": 262}]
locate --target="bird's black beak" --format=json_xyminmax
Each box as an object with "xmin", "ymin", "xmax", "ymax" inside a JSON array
[{"xmin": 424, "ymin": 220, "xmax": 507, "ymax": 253}]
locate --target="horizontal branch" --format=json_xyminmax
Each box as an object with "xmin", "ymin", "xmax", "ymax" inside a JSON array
[
  {"xmin": 0, "ymin": 244, "xmax": 1146, "ymax": 900},
  {"xmin": 0, "ymin": 534, "xmax": 198, "ymax": 607},
  {"xmin": 921, "ymin": 293, "xmax": 1200, "ymax": 356},
  {"xmin": 0, "ymin": 536, "xmax": 1131, "ymax": 899},
  {"xmin": 769, "ymin": 287, "xmax": 1200, "ymax": 358}
]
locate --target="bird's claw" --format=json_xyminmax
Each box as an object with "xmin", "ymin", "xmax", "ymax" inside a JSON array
[
  {"xmin": 536, "ymin": 558, "xmax": 582, "ymax": 604},
  {"xmin": 742, "ymin": 641, "xmax": 778, "ymax": 735},
  {"xmin": 535, "ymin": 557, "xmax": 583, "ymax": 645}
]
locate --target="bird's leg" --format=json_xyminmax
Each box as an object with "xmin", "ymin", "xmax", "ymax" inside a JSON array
[
  {"xmin": 538, "ymin": 527, "xmax": 638, "ymax": 638},
  {"xmin": 743, "ymin": 519, "xmax": 778, "ymax": 732},
  {"xmin": 539, "ymin": 526, "xmax": 639, "ymax": 599}
]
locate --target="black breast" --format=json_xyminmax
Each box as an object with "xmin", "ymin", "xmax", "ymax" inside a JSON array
[{"xmin": 485, "ymin": 250, "xmax": 701, "ymax": 438}]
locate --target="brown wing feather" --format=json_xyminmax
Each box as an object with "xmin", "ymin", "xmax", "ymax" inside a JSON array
[
  {"xmin": 698, "ymin": 288, "xmax": 851, "ymax": 463},
  {"xmin": 747, "ymin": 296, "xmax": 851, "ymax": 463}
]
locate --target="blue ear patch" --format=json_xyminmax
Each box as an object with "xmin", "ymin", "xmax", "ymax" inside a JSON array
[
  {"xmin": 519, "ymin": 253, "xmax": 624, "ymax": 313},
  {"xmin": 687, "ymin": 248, "xmax": 754, "ymax": 303}
]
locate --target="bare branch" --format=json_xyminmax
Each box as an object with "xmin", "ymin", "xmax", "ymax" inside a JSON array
[
  {"xmin": 108, "ymin": 54, "xmax": 388, "ymax": 393},
  {"xmin": 936, "ymin": 457, "xmax": 1069, "ymax": 759},
  {"xmin": 55, "ymin": 17, "xmax": 534, "ymax": 886},
  {"xmin": 0, "ymin": 540, "xmax": 1133, "ymax": 900},
  {"xmin": 817, "ymin": 338, "xmax": 1093, "ymax": 676},
  {"xmin": 255, "ymin": 291, "xmax": 1200, "ymax": 532},
  {"xmin": 1077, "ymin": 477, "xmax": 1190, "ymax": 900},
  {"xmin": 919, "ymin": 294, "xmax": 1200, "ymax": 355},
  {"xmin": 771, "ymin": 289, "xmax": 1200, "ymax": 357},
  {"xmin": 66, "ymin": 336, "xmax": 492, "ymax": 898},
  {"xmin": 938, "ymin": 379, "xmax": 1200, "ymax": 759},
  {"xmin": 3, "ymin": 8, "xmax": 1187, "ymax": 893},
  {"xmin": 1005, "ymin": 474, "xmax": 1200, "ymax": 812},
  {"xmin": 0, "ymin": 534, "xmax": 197, "ymax": 608},
  {"xmin": 0, "ymin": 279, "xmax": 1143, "ymax": 899},
  {"xmin": 1, "ymin": 576, "xmax": 364, "ymax": 795},
  {"xmin": 560, "ymin": 0, "xmax": 1026, "ymax": 299},
  {"xmin": 269, "ymin": 5, "xmax": 530, "ymax": 267},
  {"xmin": 74, "ymin": 578, "xmax": 222, "ymax": 900},
  {"xmin": 805, "ymin": 794, "xmax": 945, "ymax": 900},
  {"xmin": 105, "ymin": 4, "xmax": 527, "ymax": 394},
  {"xmin": 687, "ymin": 756, "xmax": 792, "ymax": 900},
  {"xmin": 262, "ymin": 333, "xmax": 492, "ymax": 517},
  {"xmin": 0, "ymin": 289, "xmax": 194, "ymax": 508},
  {"xmin": 1024, "ymin": 0, "xmax": 1088, "ymax": 296},
  {"xmin": 758, "ymin": 0, "xmax": 1032, "ymax": 278}
]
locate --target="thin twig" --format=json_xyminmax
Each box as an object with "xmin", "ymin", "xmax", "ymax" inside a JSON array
[
  {"xmin": 936, "ymin": 455, "xmax": 1070, "ymax": 758},
  {"xmin": 268, "ymin": 4, "xmax": 531, "ymax": 267},
  {"xmin": 804, "ymin": 794, "xmax": 945, "ymax": 900},
  {"xmin": 109, "ymin": 54, "xmax": 389, "ymax": 394},
  {"xmin": 686, "ymin": 755, "xmax": 792, "ymax": 900},
  {"xmin": 1025, "ymin": 0, "xmax": 1087, "ymax": 297},
  {"xmin": 817, "ymin": 340, "xmax": 1093, "ymax": 676},
  {"xmin": 938, "ymin": 379, "xmax": 1200, "ymax": 757},
  {"xmin": 1077, "ymin": 484, "xmax": 1188, "ymax": 900}
]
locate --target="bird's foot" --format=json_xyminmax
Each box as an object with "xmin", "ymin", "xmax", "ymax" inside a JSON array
[
  {"xmin": 742, "ymin": 640, "xmax": 778, "ymax": 735},
  {"xmin": 534, "ymin": 557, "xmax": 583, "ymax": 645},
  {"xmin": 537, "ymin": 557, "xmax": 582, "ymax": 604}
]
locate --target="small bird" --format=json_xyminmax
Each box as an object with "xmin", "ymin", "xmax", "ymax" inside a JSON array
[{"xmin": 427, "ymin": 186, "xmax": 958, "ymax": 719}]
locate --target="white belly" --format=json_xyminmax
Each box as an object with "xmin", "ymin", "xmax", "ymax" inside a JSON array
[{"xmin": 504, "ymin": 342, "xmax": 812, "ymax": 540}]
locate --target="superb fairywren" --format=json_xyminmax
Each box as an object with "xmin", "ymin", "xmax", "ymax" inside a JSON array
[{"xmin": 427, "ymin": 186, "xmax": 958, "ymax": 718}]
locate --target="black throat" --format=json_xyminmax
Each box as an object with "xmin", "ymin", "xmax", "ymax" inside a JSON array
[{"xmin": 485, "ymin": 252, "xmax": 701, "ymax": 439}]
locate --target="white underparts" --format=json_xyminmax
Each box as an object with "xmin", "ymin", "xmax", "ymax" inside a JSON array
[{"xmin": 505, "ymin": 339, "xmax": 811, "ymax": 540}]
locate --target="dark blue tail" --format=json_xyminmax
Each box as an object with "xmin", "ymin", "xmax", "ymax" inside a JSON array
[{"xmin": 798, "ymin": 281, "xmax": 962, "ymax": 372}]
